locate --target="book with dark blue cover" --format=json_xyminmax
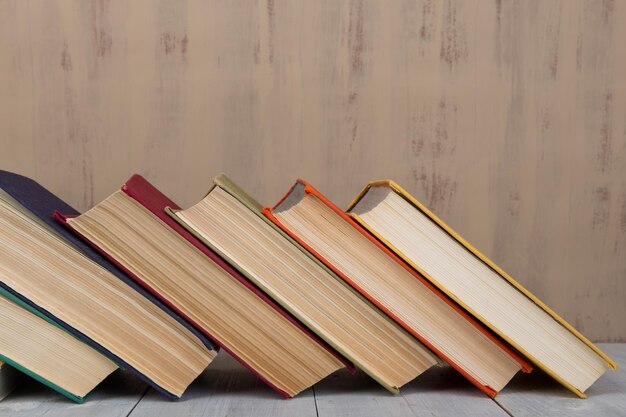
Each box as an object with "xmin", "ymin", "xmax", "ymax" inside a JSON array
[{"xmin": 0, "ymin": 170, "xmax": 218, "ymax": 399}]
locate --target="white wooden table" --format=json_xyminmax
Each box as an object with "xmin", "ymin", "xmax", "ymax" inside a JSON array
[{"xmin": 0, "ymin": 344, "xmax": 623, "ymax": 417}]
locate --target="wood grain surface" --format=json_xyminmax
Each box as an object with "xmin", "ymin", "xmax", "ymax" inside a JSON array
[
  {"xmin": 1, "ymin": 345, "xmax": 625, "ymax": 416},
  {"xmin": 0, "ymin": 0, "xmax": 624, "ymax": 341}
]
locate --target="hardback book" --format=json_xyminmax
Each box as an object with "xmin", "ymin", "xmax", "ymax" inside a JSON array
[
  {"xmin": 0, "ymin": 171, "xmax": 213, "ymax": 349},
  {"xmin": 0, "ymin": 361, "xmax": 21, "ymax": 402},
  {"xmin": 60, "ymin": 174, "xmax": 350, "ymax": 398},
  {"xmin": 0, "ymin": 292, "xmax": 116, "ymax": 402},
  {"xmin": 264, "ymin": 180, "xmax": 533, "ymax": 397},
  {"xmin": 0, "ymin": 172, "xmax": 217, "ymax": 399},
  {"xmin": 346, "ymin": 180, "xmax": 617, "ymax": 397},
  {"xmin": 166, "ymin": 174, "xmax": 441, "ymax": 394}
]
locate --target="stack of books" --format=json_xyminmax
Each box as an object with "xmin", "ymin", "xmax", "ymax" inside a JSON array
[{"xmin": 0, "ymin": 170, "xmax": 616, "ymax": 402}]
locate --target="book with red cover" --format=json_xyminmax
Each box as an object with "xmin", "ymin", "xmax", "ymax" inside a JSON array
[
  {"xmin": 57, "ymin": 174, "xmax": 353, "ymax": 398},
  {"xmin": 264, "ymin": 180, "xmax": 533, "ymax": 397}
]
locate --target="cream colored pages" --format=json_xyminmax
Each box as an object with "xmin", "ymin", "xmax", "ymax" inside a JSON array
[
  {"xmin": 272, "ymin": 190, "xmax": 524, "ymax": 393},
  {"xmin": 67, "ymin": 191, "xmax": 344, "ymax": 398},
  {"xmin": 0, "ymin": 199, "xmax": 215, "ymax": 398},
  {"xmin": 351, "ymin": 186, "xmax": 611, "ymax": 393},
  {"xmin": 0, "ymin": 295, "xmax": 117, "ymax": 397},
  {"xmin": 174, "ymin": 186, "xmax": 438, "ymax": 393},
  {"xmin": 0, "ymin": 189, "xmax": 59, "ymax": 236}
]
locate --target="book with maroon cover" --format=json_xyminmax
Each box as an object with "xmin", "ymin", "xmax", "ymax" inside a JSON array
[
  {"xmin": 264, "ymin": 180, "xmax": 533, "ymax": 397},
  {"xmin": 58, "ymin": 174, "xmax": 352, "ymax": 398}
]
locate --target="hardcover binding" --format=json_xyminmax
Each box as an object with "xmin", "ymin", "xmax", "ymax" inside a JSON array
[
  {"xmin": 0, "ymin": 171, "xmax": 211, "ymax": 400},
  {"xmin": 0, "ymin": 279, "xmax": 180, "ymax": 399},
  {"xmin": 206, "ymin": 175, "xmax": 442, "ymax": 394},
  {"xmin": 62, "ymin": 174, "xmax": 352, "ymax": 398},
  {"xmin": 346, "ymin": 179, "xmax": 617, "ymax": 398},
  {"xmin": 0, "ymin": 353, "xmax": 84, "ymax": 403},
  {"xmin": 265, "ymin": 179, "xmax": 534, "ymax": 398},
  {"xmin": 0, "ymin": 289, "xmax": 96, "ymax": 403},
  {"xmin": 0, "ymin": 171, "xmax": 215, "ymax": 353}
]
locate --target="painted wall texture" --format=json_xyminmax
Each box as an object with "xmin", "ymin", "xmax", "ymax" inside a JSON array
[{"xmin": 0, "ymin": 0, "xmax": 624, "ymax": 341}]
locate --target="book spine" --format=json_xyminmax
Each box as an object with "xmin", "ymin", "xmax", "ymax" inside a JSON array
[{"xmin": 122, "ymin": 175, "xmax": 354, "ymax": 373}]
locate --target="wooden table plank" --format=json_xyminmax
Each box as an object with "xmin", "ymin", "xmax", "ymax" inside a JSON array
[
  {"xmin": 2, "ymin": 344, "xmax": 624, "ymax": 416},
  {"xmin": 127, "ymin": 352, "xmax": 317, "ymax": 417},
  {"xmin": 0, "ymin": 369, "xmax": 147, "ymax": 417},
  {"xmin": 495, "ymin": 343, "xmax": 625, "ymax": 416},
  {"xmin": 314, "ymin": 364, "xmax": 509, "ymax": 417}
]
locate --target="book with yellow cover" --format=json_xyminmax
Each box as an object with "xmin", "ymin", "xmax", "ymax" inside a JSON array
[{"xmin": 347, "ymin": 179, "xmax": 617, "ymax": 398}]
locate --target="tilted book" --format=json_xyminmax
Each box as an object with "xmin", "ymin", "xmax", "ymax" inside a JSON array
[
  {"xmin": 0, "ymin": 170, "xmax": 215, "ymax": 351},
  {"xmin": 346, "ymin": 179, "xmax": 616, "ymax": 397},
  {"xmin": 264, "ymin": 179, "xmax": 532, "ymax": 397},
  {"xmin": 60, "ymin": 174, "xmax": 351, "ymax": 398},
  {"xmin": 0, "ymin": 171, "xmax": 216, "ymax": 399},
  {"xmin": 167, "ymin": 174, "xmax": 441, "ymax": 394},
  {"xmin": 0, "ymin": 291, "xmax": 116, "ymax": 402}
]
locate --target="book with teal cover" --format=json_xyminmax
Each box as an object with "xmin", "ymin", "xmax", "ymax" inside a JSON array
[{"xmin": 0, "ymin": 290, "xmax": 117, "ymax": 402}]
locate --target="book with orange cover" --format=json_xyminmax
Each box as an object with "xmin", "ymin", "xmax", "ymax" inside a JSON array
[
  {"xmin": 167, "ymin": 174, "xmax": 441, "ymax": 394},
  {"xmin": 346, "ymin": 180, "xmax": 616, "ymax": 397},
  {"xmin": 264, "ymin": 179, "xmax": 533, "ymax": 397}
]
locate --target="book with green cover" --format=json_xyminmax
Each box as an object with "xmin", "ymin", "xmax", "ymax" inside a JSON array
[
  {"xmin": 0, "ymin": 290, "xmax": 117, "ymax": 402},
  {"xmin": 167, "ymin": 174, "xmax": 441, "ymax": 394},
  {"xmin": 0, "ymin": 171, "xmax": 217, "ymax": 400},
  {"xmin": 0, "ymin": 189, "xmax": 117, "ymax": 402}
]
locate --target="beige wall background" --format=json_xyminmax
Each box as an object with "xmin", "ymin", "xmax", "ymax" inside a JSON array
[{"xmin": 0, "ymin": 0, "xmax": 625, "ymax": 341}]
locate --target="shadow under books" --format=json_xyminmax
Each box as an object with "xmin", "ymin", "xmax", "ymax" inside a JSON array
[{"xmin": 7, "ymin": 353, "xmax": 613, "ymax": 404}]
